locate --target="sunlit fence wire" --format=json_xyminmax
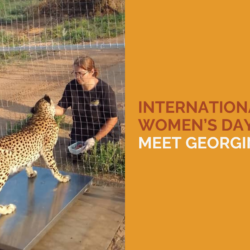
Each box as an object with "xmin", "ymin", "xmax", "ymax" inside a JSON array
[{"xmin": 0, "ymin": 0, "xmax": 125, "ymax": 179}]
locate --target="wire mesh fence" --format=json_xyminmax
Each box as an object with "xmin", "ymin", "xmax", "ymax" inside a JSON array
[{"xmin": 0, "ymin": 0, "xmax": 125, "ymax": 180}]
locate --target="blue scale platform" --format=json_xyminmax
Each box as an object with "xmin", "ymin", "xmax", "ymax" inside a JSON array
[{"xmin": 0, "ymin": 167, "xmax": 92, "ymax": 250}]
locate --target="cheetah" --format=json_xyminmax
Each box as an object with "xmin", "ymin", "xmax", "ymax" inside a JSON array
[{"xmin": 0, "ymin": 95, "xmax": 70, "ymax": 215}]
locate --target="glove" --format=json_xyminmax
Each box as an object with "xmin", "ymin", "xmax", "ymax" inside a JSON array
[{"xmin": 81, "ymin": 137, "xmax": 96, "ymax": 153}]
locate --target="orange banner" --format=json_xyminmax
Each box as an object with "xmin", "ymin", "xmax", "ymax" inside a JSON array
[{"xmin": 127, "ymin": 1, "xmax": 250, "ymax": 249}]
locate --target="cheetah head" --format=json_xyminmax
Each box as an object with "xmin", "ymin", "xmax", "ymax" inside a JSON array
[{"xmin": 30, "ymin": 95, "xmax": 55, "ymax": 116}]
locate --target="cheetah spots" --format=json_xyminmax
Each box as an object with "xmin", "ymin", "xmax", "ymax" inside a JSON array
[
  {"xmin": 0, "ymin": 95, "xmax": 62, "ymax": 215},
  {"xmin": 0, "ymin": 204, "xmax": 16, "ymax": 215}
]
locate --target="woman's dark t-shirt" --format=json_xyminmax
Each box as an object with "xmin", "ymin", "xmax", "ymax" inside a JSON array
[{"xmin": 58, "ymin": 79, "xmax": 120, "ymax": 142}]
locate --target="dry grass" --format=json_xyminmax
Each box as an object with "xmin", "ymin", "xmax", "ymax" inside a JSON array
[{"xmin": 27, "ymin": 0, "xmax": 125, "ymax": 20}]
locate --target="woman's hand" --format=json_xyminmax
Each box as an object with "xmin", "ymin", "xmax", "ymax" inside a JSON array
[
  {"xmin": 81, "ymin": 117, "xmax": 118, "ymax": 153},
  {"xmin": 81, "ymin": 138, "xmax": 96, "ymax": 152},
  {"xmin": 55, "ymin": 105, "xmax": 66, "ymax": 116}
]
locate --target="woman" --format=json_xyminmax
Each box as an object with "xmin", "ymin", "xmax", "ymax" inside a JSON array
[{"xmin": 55, "ymin": 56, "xmax": 120, "ymax": 153}]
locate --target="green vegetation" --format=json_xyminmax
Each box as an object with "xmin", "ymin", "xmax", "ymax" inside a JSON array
[
  {"xmin": 42, "ymin": 13, "xmax": 125, "ymax": 43},
  {"xmin": 0, "ymin": 31, "xmax": 28, "ymax": 47},
  {"xmin": 0, "ymin": 0, "xmax": 40, "ymax": 23},
  {"xmin": 82, "ymin": 142, "xmax": 125, "ymax": 177},
  {"xmin": 0, "ymin": 12, "xmax": 124, "ymax": 46},
  {"xmin": 0, "ymin": 50, "xmax": 31, "ymax": 61},
  {"xmin": 7, "ymin": 114, "xmax": 65, "ymax": 135},
  {"xmin": 0, "ymin": 50, "xmax": 47, "ymax": 67},
  {"xmin": 7, "ymin": 114, "xmax": 32, "ymax": 135},
  {"xmin": 0, "ymin": 0, "xmax": 124, "ymax": 45}
]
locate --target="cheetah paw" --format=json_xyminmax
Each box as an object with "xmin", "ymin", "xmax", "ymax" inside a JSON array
[
  {"xmin": 28, "ymin": 170, "xmax": 37, "ymax": 178},
  {"xmin": 61, "ymin": 175, "xmax": 71, "ymax": 183},
  {"xmin": 2, "ymin": 204, "xmax": 16, "ymax": 215}
]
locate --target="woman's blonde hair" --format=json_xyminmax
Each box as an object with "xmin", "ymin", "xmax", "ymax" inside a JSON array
[{"xmin": 74, "ymin": 56, "xmax": 98, "ymax": 77}]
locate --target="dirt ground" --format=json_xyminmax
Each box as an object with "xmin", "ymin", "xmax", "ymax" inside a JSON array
[
  {"xmin": 107, "ymin": 218, "xmax": 125, "ymax": 250},
  {"xmin": 0, "ymin": 42, "xmax": 125, "ymax": 249},
  {"xmin": 0, "ymin": 45, "xmax": 125, "ymax": 150}
]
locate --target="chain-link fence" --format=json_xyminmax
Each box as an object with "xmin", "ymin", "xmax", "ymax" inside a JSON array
[{"xmin": 0, "ymin": 0, "xmax": 125, "ymax": 180}]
